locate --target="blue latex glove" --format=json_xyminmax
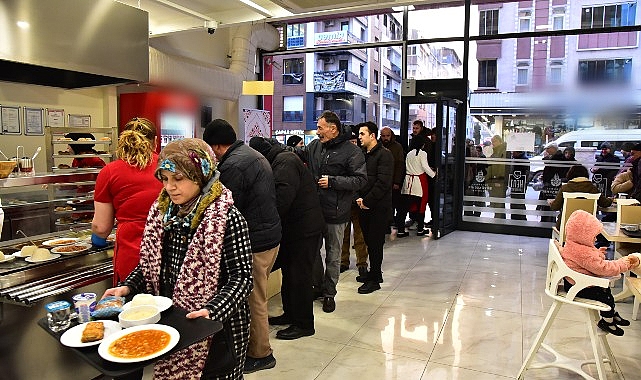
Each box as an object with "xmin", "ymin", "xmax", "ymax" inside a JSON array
[{"xmin": 91, "ymin": 233, "xmax": 108, "ymax": 248}]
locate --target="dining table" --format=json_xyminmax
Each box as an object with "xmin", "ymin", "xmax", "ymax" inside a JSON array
[
  {"xmin": 38, "ymin": 306, "xmax": 222, "ymax": 380},
  {"xmin": 601, "ymin": 222, "xmax": 641, "ymax": 301}
]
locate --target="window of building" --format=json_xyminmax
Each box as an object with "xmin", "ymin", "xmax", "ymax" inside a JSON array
[
  {"xmin": 581, "ymin": 2, "xmax": 637, "ymax": 29},
  {"xmin": 550, "ymin": 66, "xmax": 563, "ymax": 84},
  {"xmin": 341, "ymin": 21, "xmax": 349, "ymax": 31},
  {"xmin": 552, "ymin": 10, "xmax": 565, "ymax": 30},
  {"xmin": 478, "ymin": 60, "xmax": 497, "ymax": 88},
  {"xmin": 479, "ymin": 9, "xmax": 499, "ymax": 35},
  {"xmin": 286, "ymin": 24, "xmax": 306, "ymax": 49},
  {"xmin": 517, "ymin": 67, "xmax": 529, "ymax": 85},
  {"xmin": 519, "ymin": 10, "xmax": 532, "ymax": 32},
  {"xmin": 383, "ymin": 14, "xmax": 388, "ymax": 27},
  {"xmin": 339, "ymin": 59, "xmax": 348, "ymax": 71},
  {"xmin": 283, "ymin": 96, "xmax": 304, "ymax": 122},
  {"xmin": 283, "ymin": 58, "xmax": 304, "ymax": 85},
  {"xmin": 578, "ymin": 58, "xmax": 632, "ymax": 83}
]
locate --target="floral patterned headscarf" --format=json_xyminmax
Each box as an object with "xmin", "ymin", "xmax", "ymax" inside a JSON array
[
  {"xmin": 155, "ymin": 138, "xmax": 223, "ymax": 230},
  {"xmin": 155, "ymin": 138, "xmax": 215, "ymax": 187}
]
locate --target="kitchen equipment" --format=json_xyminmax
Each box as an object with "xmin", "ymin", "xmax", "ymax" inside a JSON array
[
  {"xmin": 31, "ymin": 147, "xmax": 41, "ymax": 160},
  {"xmin": 0, "ymin": 161, "xmax": 17, "ymax": 179},
  {"xmin": 16, "ymin": 230, "xmax": 38, "ymax": 247},
  {"xmin": 0, "ymin": 149, "xmax": 9, "ymax": 160}
]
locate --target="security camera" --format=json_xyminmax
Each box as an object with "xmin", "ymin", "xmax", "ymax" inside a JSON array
[{"xmin": 205, "ymin": 20, "xmax": 219, "ymax": 35}]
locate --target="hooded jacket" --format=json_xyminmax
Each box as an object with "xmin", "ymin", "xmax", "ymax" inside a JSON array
[
  {"xmin": 300, "ymin": 127, "xmax": 367, "ymax": 224},
  {"xmin": 561, "ymin": 210, "xmax": 633, "ymax": 280}
]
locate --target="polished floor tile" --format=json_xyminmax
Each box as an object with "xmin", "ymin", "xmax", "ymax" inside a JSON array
[{"xmin": 241, "ymin": 230, "xmax": 641, "ymax": 380}]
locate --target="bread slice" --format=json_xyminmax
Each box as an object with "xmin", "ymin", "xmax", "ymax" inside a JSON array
[{"xmin": 81, "ymin": 321, "xmax": 104, "ymax": 343}]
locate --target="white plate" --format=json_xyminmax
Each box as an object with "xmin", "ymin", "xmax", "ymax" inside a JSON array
[
  {"xmin": 98, "ymin": 324, "xmax": 179, "ymax": 363},
  {"xmin": 60, "ymin": 321, "xmax": 121, "ymax": 348},
  {"xmin": 0, "ymin": 255, "xmax": 16, "ymax": 263},
  {"xmin": 122, "ymin": 296, "xmax": 173, "ymax": 312},
  {"xmin": 51, "ymin": 243, "xmax": 92, "ymax": 255},
  {"xmin": 25, "ymin": 254, "xmax": 61, "ymax": 263},
  {"xmin": 42, "ymin": 237, "xmax": 80, "ymax": 247}
]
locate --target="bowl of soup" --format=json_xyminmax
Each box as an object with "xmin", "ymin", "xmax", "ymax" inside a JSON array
[{"xmin": 118, "ymin": 305, "xmax": 160, "ymax": 328}]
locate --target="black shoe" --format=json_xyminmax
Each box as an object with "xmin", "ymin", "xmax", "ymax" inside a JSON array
[
  {"xmin": 597, "ymin": 319, "xmax": 624, "ymax": 336},
  {"xmin": 276, "ymin": 325, "xmax": 315, "ymax": 340},
  {"xmin": 340, "ymin": 264, "xmax": 349, "ymax": 273},
  {"xmin": 358, "ymin": 281, "xmax": 381, "ymax": 294},
  {"xmin": 613, "ymin": 312, "xmax": 630, "ymax": 326},
  {"xmin": 396, "ymin": 231, "xmax": 409, "ymax": 238},
  {"xmin": 322, "ymin": 297, "xmax": 335, "ymax": 313},
  {"xmin": 358, "ymin": 266, "xmax": 368, "ymax": 278},
  {"xmin": 268, "ymin": 314, "xmax": 292, "ymax": 326},
  {"xmin": 244, "ymin": 354, "xmax": 276, "ymax": 374},
  {"xmin": 417, "ymin": 228, "xmax": 429, "ymax": 236},
  {"xmin": 357, "ymin": 270, "xmax": 383, "ymax": 283}
]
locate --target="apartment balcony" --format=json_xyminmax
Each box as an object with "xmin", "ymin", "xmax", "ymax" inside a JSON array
[
  {"xmin": 383, "ymin": 88, "xmax": 400, "ymax": 103},
  {"xmin": 313, "ymin": 108, "xmax": 354, "ymax": 123},
  {"xmin": 382, "ymin": 117, "xmax": 400, "ymax": 129},
  {"xmin": 314, "ymin": 70, "xmax": 367, "ymax": 92}
]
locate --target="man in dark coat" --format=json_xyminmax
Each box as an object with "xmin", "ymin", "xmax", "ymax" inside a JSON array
[
  {"xmin": 294, "ymin": 111, "xmax": 367, "ymax": 313},
  {"xmin": 356, "ymin": 121, "xmax": 393, "ymax": 294},
  {"xmin": 380, "ymin": 127, "xmax": 405, "ymax": 231},
  {"xmin": 203, "ymin": 119, "xmax": 281, "ymax": 373},
  {"xmin": 249, "ymin": 136, "xmax": 324, "ymax": 341}
]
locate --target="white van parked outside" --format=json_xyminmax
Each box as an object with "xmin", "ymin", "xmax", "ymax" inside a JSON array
[{"xmin": 528, "ymin": 128, "xmax": 641, "ymax": 183}]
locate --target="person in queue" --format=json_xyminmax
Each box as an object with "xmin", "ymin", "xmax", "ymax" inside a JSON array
[
  {"xmin": 561, "ymin": 210, "xmax": 639, "ymax": 336},
  {"xmin": 379, "ymin": 127, "xmax": 406, "ymax": 234},
  {"xmin": 101, "ymin": 138, "xmax": 253, "ymax": 379},
  {"xmin": 537, "ymin": 142, "xmax": 566, "ymax": 222},
  {"xmin": 249, "ymin": 136, "xmax": 324, "ymax": 340},
  {"xmin": 91, "ymin": 117, "xmax": 163, "ymax": 284},
  {"xmin": 395, "ymin": 135, "xmax": 436, "ymax": 237},
  {"xmin": 65, "ymin": 132, "xmax": 106, "ymax": 168},
  {"xmin": 203, "ymin": 119, "xmax": 281, "ymax": 374},
  {"xmin": 355, "ymin": 121, "xmax": 393, "ymax": 293},
  {"xmin": 286, "ymin": 135, "xmax": 304, "ymax": 148},
  {"xmin": 547, "ymin": 165, "xmax": 612, "ymax": 230},
  {"xmin": 591, "ymin": 141, "xmax": 621, "ymax": 198},
  {"xmin": 626, "ymin": 143, "xmax": 641, "ymax": 201},
  {"xmin": 289, "ymin": 110, "xmax": 367, "ymax": 313},
  {"xmin": 340, "ymin": 125, "xmax": 368, "ymax": 277}
]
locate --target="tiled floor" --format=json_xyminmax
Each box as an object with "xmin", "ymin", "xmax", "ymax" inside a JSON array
[{"xmin": 243, "ymin": 230, "xmax": 641, "ymax": 380}]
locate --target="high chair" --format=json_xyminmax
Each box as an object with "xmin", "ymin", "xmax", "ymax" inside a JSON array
[
  {"xmin": 551, "ymin": 192, "xmax": 600, "ymax": 245},
  {"xmin": 517, "ymin": 239, "xmax": 622, "ymax": 380}
]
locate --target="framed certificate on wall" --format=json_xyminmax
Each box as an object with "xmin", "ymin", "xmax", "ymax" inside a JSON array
[
  {"xmin": 1, "ymin": 105, "xmax": 21, "ymax": 135},
  {"xmin": 68, "ymin": 114, "xmax": 91, "ymax": 127},
  {"xmin": 46, "ymin": 108, "xmax": 65, "ymax": 127},
  {"xmin": 24, "ymin": 107, "xmax": 44, "ymax": 135}
]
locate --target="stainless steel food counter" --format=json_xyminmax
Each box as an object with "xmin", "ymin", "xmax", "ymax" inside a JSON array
[{"xmin": 0, "ymin": 233, "xmax": 114, "ymax": 380}]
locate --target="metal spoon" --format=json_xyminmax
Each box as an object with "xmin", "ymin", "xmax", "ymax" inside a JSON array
[
  {"xmin": 16, "ymin": 230, "xmax": 38, "ymax": 247},
  {"xmin": 0, "ymin": 149, "xmax": 8, "ymax": 160},
  {"xmin": 31, "ymin": 147, "xmax": 41, "ymax": 160}
]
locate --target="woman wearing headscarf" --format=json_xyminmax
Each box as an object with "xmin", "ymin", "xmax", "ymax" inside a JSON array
[
  {"xmin": 102, "ymin": 138, "xmax": 253, "ymax": 380},
  {"xmin": 92, "ymin": 117, "xmax": 163, "ymax": 284}
]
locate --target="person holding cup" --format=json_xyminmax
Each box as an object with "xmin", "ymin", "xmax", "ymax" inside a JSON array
[{"xmin": 102, "ymin": 138, "xmax": 253, "ymax": 379}]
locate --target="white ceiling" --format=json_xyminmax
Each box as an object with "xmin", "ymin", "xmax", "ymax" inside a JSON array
[{"xmin": 115, "ymin": 0, "xmax": 442, "ymax": 36}]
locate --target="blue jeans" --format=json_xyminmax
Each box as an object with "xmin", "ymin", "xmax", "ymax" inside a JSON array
[{"xmin": 322, "ymin": 222, "xmax": 348, "ymax": 297}]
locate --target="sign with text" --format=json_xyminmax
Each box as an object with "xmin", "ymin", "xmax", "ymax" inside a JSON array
[{"xmin": 314, "ymin": 30, "xmax": 348, "ymax": 46}]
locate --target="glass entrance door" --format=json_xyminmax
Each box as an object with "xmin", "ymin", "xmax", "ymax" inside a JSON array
[{"xmin": 404, "ymin": 96, "xmax": 462, "ymax": 239}]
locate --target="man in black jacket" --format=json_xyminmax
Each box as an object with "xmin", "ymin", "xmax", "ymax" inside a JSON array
[
  {"xmin": 203, "ymin": 119, "xmax": 281, "ymax": 374},
  {"xmin": 296, "ymin": 111, "xmax": 367, "ymax": 313},
  {"xmin": 249, "ymin": 136, "xmax": 324, "ymax": 340},
  {"xmin": 356, "ymin": 121, "xmax": 393, "ymax": 294},
  {"xmin": 380, "ymin": 127, "xmax": 405, "ymax": 231}
]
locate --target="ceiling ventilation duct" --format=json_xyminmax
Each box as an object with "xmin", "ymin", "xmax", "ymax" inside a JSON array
[
  {"xmin": 0, "ymin": 0, "xmax": 149, "ymax": 89},
  {"xmin": 148, "ymin": 23, "xmax": 280, "ymax": 100}
]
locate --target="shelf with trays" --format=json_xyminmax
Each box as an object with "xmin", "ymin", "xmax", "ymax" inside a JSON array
[{"xmin": 45, "ymin": 126, "xmax": 117, "ymax": 171}]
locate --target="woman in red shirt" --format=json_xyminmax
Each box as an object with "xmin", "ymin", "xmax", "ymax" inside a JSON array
[{"xmin": 91, "ymin": 117, "xmax": 163, "ymax": 284}]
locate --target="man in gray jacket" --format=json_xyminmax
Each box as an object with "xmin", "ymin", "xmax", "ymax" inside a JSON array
[{"xmin": 297, "ymin": 111, "xmax": 367, "ymax": 313}]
